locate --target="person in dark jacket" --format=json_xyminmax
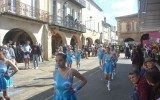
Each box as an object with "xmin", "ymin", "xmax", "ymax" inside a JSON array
[
  {"xmin": 125, "ymin": 46, "xmax": 130, "ymax": 59},
  {"xmin": 32, "ymin": 42, "xmax": 40, "ymax": 69}
]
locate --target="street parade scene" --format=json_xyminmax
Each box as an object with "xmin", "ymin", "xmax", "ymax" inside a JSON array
[{"xmin": 0, "ymin": 0, "xmax": 160, "ymax": 100}]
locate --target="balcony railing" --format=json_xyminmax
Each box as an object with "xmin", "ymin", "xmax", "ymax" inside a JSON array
[
  {"xmin": 69, "ymin": 0, "xmax": 86, "ymax": 8},
  {"xmin": 49, "ymin": 15, "xmax": 86, "ymax": 33},
  {"xmin": 0, "ymin": 0, "xmax": 49, "ymax": 23}
]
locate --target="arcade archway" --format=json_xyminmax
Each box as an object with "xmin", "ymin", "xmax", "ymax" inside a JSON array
[
  {"xmin": 86, "ymin": 37, "xmax": 93, "ymax": 46},
  {"xmin": 141, "ymin": 34, "xmax": 149, "ymax": 41},
  {"xmin": 95, "ymin": 39, "xmax": 101, "ymax": 44},
  {"xmin": 3, "ymin": 28, "xmax": 36, "ymax": 45},
  {"xmin": 52, "ymin": 34, "xmax": 63, "ymax": 54},
  {"xmin": 124, "ymin": 38, "xmax": 134, "ymax": 42},
  {"xmin": 70, "ymin": 35, "xmax": 78, "ymax": 50}
]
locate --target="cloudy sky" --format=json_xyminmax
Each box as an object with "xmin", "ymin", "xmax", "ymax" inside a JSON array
[{"xmin": 93, "ymin": 0, "xmax": 138, "ymax": 26}]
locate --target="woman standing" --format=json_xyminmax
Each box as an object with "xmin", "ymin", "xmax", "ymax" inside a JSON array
[
  {"xmin": 97, "ymin": 44, "xmax": 104, "ymax": 67},
  {"xmin": 0, "ymin": 47, "xmax": 18, "ymax": 100},
  {"xmin": 66, "ymin": 46, "xmax": 73, "ymax": 68},
  {"xmin": 23, "ymin": 41, "xmax": 32, "ymax": 69},
  {"xmin": 54, "ymin": 53, "xmax": 87, "ymax": 100},
  {"xmin": 75, "ymin": 47, "xmax": 81, "ymax": 71},
  {"xmin": 102, "ymin": 47, "xmax": 113, "ymax": 91}
]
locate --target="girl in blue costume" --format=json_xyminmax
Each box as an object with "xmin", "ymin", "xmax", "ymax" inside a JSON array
[
  {"xmin": 110, "ymin": 47, "xmax": 118, "ymax": 80},
  {"xmin": 75, "ymin": 47, "xmax": 82, "ymax": 71},
  {"xmin": 97, "ymin": 44, "xmax": 104, "ymax": 67},
  {"xmin": 54, "ymin": 53, "xmax": 87, "ymax": 100},
  {"xmin": 102, "ymin": 47, "xmax": 113, "ymax": 91},
  {"xmin": 0, "ymin": 47, "xmax": 18, "ymax": 100},
  {"xmin": 66, "ymin": 46, "xmax": 73, "ymax": 68}
]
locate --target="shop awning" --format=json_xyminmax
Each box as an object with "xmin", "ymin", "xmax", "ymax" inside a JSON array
[{"xmin": 139, "ymin": 0, "xmax": 160, "ymax": 32}]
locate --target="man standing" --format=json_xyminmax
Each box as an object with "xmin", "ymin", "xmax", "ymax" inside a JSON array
[{"xmin": 32, "ymin": 42, "xmax": 40, "ymax": 69}]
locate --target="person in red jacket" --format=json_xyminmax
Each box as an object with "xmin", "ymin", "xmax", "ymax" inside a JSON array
[{"xmin": 129, "ymin": 70, "xmax": 152, "ymax": 100}]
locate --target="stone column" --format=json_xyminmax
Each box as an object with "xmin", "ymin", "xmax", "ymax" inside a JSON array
[{"xmin": 43, "ymin": 24, "xmax": 52, "ymax": 60}]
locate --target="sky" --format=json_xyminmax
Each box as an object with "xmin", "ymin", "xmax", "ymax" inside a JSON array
[{"xmin": 93, "ymin": 0, "xmax": 138, "ymax": 26}]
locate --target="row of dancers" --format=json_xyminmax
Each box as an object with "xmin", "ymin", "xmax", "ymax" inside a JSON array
[
  {"xmin": 97, "ymin": 45, "xmax": 119, "ymax": 91},
  {"xmin": 55, "ymin": 45, "xmax": 83, "ymax": 71}
]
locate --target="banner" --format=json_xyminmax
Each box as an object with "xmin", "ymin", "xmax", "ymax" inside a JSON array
[{"xmin": 149, "ymin": 33, "xmax": 160, "ymax": 43}]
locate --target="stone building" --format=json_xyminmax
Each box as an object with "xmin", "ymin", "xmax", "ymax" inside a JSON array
[
  {"xmin": 0, "ymin": 0, "xmax": 86, "ymax": 60},
  {"xmin": 101, "ymin": 17, "xmax": 118, "ymax": 45},
  {"xmin": 115, "ymin": 13, "xmax": 140, "ymax": 45},
  {"xmin": 0, "ymin": 0, "xmax": 107, "ymax": 60},
  {"xmin": 0, "ymin": 0, "xmax": 51, "ymax": 59},
  {"xmin": 81, "ymin": 0, "xmax": 103, "ymax": 46},
  {"xmin": 48, "ymin": 0, "xmax": 86, "ymax": 55}
]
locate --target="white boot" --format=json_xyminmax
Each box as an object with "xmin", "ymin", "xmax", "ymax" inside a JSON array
[
  {"xmin": 107, "ymin": 81, "xmax": 111, "ymax": 91},
  {"xmin": 111, "ymin": 73, "xmax": 114, "ymax": 80}
]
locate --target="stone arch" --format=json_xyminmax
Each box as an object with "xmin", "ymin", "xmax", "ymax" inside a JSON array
[
  {"xmin": 2, "ymin": 28, "xmax": 37, "ymax": 45},
  {"xmin": 51, "ymin": 33, "xmax": 66, "ymax": 54},
  {"xmin": 70, "ymin": 35, "xmax": 81, "ymax": 49},
  {"xmin": 95, "ymin": 39, "xmax": 101, "ymax": 44},
  {"xmin": 124, "ymin": 38, "xmax": 134, "ymax": 42},
  {"xmin": 86, "ymin": 37, "xmax": 93, "ymax": 46},
  {"xmin": 141, "ymin": 34, "xmax": 149, "ymax": 42}
]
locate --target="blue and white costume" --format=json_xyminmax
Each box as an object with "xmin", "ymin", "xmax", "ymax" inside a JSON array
[
  {"xmin": 103, "ymin": 54, "xmax": 113, "ymax": 74},
  {"xmin": 75, "ymin": 50, "xmax": 81, "ymax": 61},
  {"xmin": 0, "ymin": 60, "xmax": 13, "ymax": 90},
  {"xmin": 97, "ymin": 48, "xmax": 104, "ymax": 60},
  {"xmin": 54, "ymin": 68, "xmax": 76, "ymax": 100},
  {"xmin": 66, "ymin": 51, "xmax": 73, "ymax": 64},
  {"xmin": 110, "ymin": 52, "xmax": 117, "ymax": 69}
]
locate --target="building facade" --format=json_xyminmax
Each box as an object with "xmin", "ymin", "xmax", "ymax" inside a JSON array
[
  {"xmin": 0, "ymin": 0, "xmax": 109, "ymax": 60},
  {"xmin": 0, "ymin": 0, "xmax": 86, "ymax": 60},
  {"xmin": 115, "ymin": 13, "xmax": 141, "ymax": 45},
  {"xmin": 81, "ymin": 0, "xmax": 103, "ymax": 46},
  {"xmin": 0, "ymin": 0, "xmax": 51, "ymax": 59},
  {"xmin": 102, "ymin": 18, "xmax": 118, "ymax": 45},
  {"xmin": 48, "ymin": 0, "xmax": 86, "ymax": 55}
]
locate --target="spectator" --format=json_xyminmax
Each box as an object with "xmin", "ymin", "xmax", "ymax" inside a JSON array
[
  {"xmin": 128, "ymin": 70, "xmax": 152, "ymax": 100},
  {"xmin": 145, "ymin": 58, "xmax": 159, "ymax": 71},
  {"xmin": 145, "ymin": 69, "xmax": 160, "ymax": 100},
  {"xmin": 23, "ymin": 41, "xmax": 32, "ymax": 69},
  {"xmin": 63, "ymin": 44, "xmax": 67, "ymax": 54},
  {"xmin": 8, "ymin": 45, "xmax": 16, "ymax": 65},
  {"xmin": 39, "ymin": 43, "xmax": 43, "ymax": 62},
  {"xmin": 12, "ymin": 42, "xmax": 18, "ymax": 63},
  {"xmin": 3, "ymin": 45, "xmax": 11, "ymax": 60},
  {"xmin": 32, "ymin": 42, "xmax": 40, "ymax": 69}
]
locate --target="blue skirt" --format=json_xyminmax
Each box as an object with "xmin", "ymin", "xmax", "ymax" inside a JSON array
[
  {"xmin": 98, "ymin": 54, "xmax": 103, "ymax": 60},
  {"xmin": 75, "ymin": 56, "xmax": 81, "ymax": 61},
  {"xmin": 103, "ymin": 63, "xmax": 113, "ymax": 74},
  {"xmin": 54, "ymin": 93, "xmax": 76, "ymax": 100},
  {"xmin": 0, "ymin": 76, "xmax": 13, "ymax": 90},
  {"xmin": 66, "ymin": 57, "xmax": 73, "ymax": 64}
]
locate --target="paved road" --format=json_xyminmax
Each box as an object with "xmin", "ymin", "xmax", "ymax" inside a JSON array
[
  {"xmin": 76, "ymin": 56, "xmax": 133, "ymax": 100},
  {"xmin": 2, "ymin": 54, "xmax": 134, "ymax": 100}
]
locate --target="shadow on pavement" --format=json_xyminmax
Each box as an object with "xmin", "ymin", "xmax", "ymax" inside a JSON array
[
  {"xmin": 34, "ymin": 77, "xmax": 53, "ymax": 80},
  {"xmin": 15, "ymin": 84, "xmax": 53, "ymax": 88}
]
